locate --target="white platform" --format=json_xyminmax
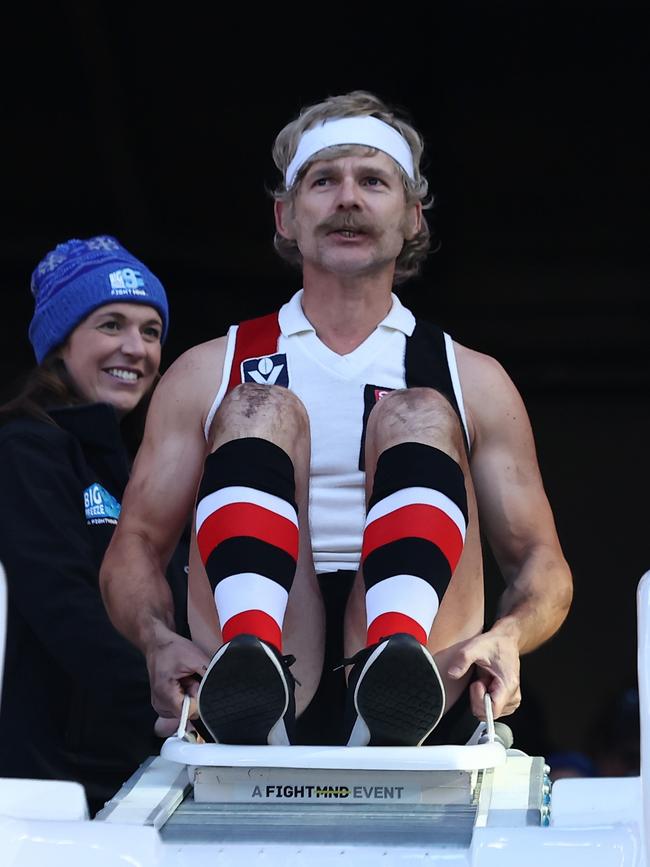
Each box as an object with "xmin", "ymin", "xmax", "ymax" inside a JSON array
[{"xmin": 161, "ymin": 738, "xmax": 508, "ymax": 771}]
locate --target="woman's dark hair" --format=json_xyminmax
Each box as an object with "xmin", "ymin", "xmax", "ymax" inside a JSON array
[{"xmin": 0, "ymin": 356, "xmax": 157, "ymax": 457}]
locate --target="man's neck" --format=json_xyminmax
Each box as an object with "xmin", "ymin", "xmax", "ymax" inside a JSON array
[{"xmin": 300, "ymin": 269, "xmax": 395, "ymax": 355}]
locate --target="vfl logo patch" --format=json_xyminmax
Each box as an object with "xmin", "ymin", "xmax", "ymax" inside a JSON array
[
  {"xmin": 83, "ymin": 483, "xmax": 121, "ymax": 525},
  {"xmin": 241, "ymin": 353, "xmax": 289, "ymax": 387}
]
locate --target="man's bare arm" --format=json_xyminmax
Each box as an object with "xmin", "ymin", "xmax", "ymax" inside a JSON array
[
  {"xmin": 448, "ymin": 347, "xmax": 573, "ymax": 716},
  {"xmin": 99, "ymin": 338, "xmax": 227, "ymax": 716}
]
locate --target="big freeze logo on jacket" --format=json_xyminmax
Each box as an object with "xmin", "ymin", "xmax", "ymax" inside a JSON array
[
  {"xmin": 241, "ymin": 353, "xmax": 289, "ymax": 387},
  {"xmin": 83, "ymin": 483, "xmax": 121, "ymax": 525}
]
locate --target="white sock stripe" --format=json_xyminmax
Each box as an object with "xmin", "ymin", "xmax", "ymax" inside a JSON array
[
  {"xmin": 365, "ymin": 487, "xmax": 466, "ymax": 539},
  {"xmin": 214, "ymin": 572, "xmax": 289, "ymax": 627},
  {"xmin": 196, "ymin": 486, "xmax": 298, "ymax": 533},
  {"xmin": 365, "ymin": 574, "xmax": 439, "ymax": 636}
]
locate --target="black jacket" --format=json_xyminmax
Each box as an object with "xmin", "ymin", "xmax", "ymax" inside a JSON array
[{"xmin": 0, "ymin": 403, "xmax": 188, "ymax": 814}]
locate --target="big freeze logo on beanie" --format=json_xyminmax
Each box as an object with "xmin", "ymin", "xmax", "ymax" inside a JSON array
[{"xmin": 108, "ymin": 267, "xmax": 147, "ymax": 296}]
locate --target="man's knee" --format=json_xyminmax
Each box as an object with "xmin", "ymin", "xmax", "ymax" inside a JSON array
[
  {"xmin": 367, "ymin": 387, "xmax": 465, "ymax": 456},
  {"xmin": 215, "ymin": 383, "xmax": 309, "ymax": 440}
]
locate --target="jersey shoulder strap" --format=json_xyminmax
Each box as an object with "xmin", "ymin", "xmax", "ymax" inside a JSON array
[
  {"xmin": 405, "ymin": 318, "xmax": 469, "ymax": 451},
  {"xmin": 226, "ymin": 311, "xmax": 281, "ymax": 393}
]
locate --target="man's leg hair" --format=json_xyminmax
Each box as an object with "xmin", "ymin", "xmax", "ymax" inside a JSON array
[
  {"xmin": 195, "ymin": 437, "xmax": 299, "ymax": 744},
  {"xmin": 347, "ymin": 441, "xmax": 468, "ymax": 746}
]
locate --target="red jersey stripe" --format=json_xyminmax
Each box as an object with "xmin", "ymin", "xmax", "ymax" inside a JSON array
[{"xmin": 227, "ymin": 312, "xmax": 281, "ymax": 393}]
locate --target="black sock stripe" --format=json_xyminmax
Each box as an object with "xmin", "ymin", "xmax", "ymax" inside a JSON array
[
  {"xmin": 369, "ymin": 442, "xmax": 467, "ymax": 523},
  {"xmin": 363, "ymin": 539, "xmax": 452, "ymax": 596},
  {"xmin": 198, "ymin": 437, "xmax": 297, "ymax": 509},
  {"xmin": 204, "ymin": 538, "xmax": 296, "ymax": 594}
]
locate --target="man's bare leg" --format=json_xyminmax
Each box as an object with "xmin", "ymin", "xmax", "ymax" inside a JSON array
[
  {"xmin": 344, "ymin": 387, "xmax": 484, "ymax": 744},
  {"xmin": 194, "ymin": 383, "xmax": 325, "ymax": 740}
]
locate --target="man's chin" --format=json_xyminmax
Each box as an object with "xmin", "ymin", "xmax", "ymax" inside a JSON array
[{"xmin": 318, "ymin": 252, "xmax": 394, "ymax": 278}]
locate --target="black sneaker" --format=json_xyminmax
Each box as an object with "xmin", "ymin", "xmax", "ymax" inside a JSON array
[
  {"xmin": 344, "ymin": 633, "xmax": 445, "ymax": 746},
  {"xmin": 197, "ymin": 634, "xmax": 296, "ymax": 745}
]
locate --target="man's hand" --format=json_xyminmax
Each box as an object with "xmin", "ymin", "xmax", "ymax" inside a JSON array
[
  {"xmin": 153, "ymin": 715, "xmax": 182, "ymax": 738},
  {"xmin": 446, "ymin": 622, "xmax": 521, "ymax": 719},
  {"xmin": 145, "ymin": 624, "xmax": 211, "ymax": 720}
]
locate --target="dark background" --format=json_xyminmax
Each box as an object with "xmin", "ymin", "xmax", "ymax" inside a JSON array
[{"xmin": 2, "ymin": 2, "xmax": 648, "ymax": 763}]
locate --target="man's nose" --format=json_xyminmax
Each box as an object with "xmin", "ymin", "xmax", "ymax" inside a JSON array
[{"xmin": 335, "ymin": 176, "xmax": 362, "ymax": 209}]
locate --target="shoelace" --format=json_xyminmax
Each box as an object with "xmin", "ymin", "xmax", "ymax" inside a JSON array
[
  {"xmin": 334, "ymin": 633, "xmax": 400, "ymax": 672},
  {"xmin": 280, "ymin": 652, "xmax": 301, "ymax": 687},
  {"xmin": 334, "ymin": 633, "xmax": 420, "ymax": 673},
  {"xmin": 333, "ymin": 646, "xmax": 370, "ymax": 672}
]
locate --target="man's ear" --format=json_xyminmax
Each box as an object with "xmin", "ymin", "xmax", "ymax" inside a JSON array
[
  {"xmin": 274, "ymin": 200, "xmax": 295, "ymax": 240},
  {"xmin": 404, "ymin": 201, "xmax": 422, "ymax": 240}
]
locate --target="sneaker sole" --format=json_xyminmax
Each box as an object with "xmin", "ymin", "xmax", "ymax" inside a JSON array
[
  {"xmin": 197, "ymin": 635, "xmax": 290, "ymax": 745},
  {"xmin": 348, "ymin": 634, "xmax": 445, "ymax": 747}
]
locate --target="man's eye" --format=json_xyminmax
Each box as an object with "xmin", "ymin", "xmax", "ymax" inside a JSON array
[
  {"xmin": 365, "ymin": 177, "xmax": 382, "ymax": 186},
  {"xmin": 313, "ymin": 177, "xmax": 330, "ymax": 187},
  {"xmin": 143, "ymin": 327, "xmax": 162, "ymax": 340},
  {"xmin": 99, "ymin": 320, "xmax": 120, "ymax": 331}
]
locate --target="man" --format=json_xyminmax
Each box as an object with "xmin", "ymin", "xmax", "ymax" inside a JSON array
[{"xmin": 100, "ymin": 90, "xmax": 572, "ymax": 748}]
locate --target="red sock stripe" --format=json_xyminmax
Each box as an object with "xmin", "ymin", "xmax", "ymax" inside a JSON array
[
  {"xmin": 367, "ymin": 612, "xmax": 427, "ymax": 646},
  {"xmin": 197, "ymin": 502, "xmax": 299, "ymax": 565},
  {"xmin": 362, "ymin": 504, "xmax": 464, "ymax": 571},
  {"xmin": 227, "ymin": 313, "xmax": 281, "ymax": 393},
  {"xmin": 222, "ymin": 610, "xmax": 283, "ymax": 651}
]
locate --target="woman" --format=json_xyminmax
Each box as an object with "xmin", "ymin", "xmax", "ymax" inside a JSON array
[{"xmin": 0, "ymin": 236, "xmax": 188, "ymax": 816}]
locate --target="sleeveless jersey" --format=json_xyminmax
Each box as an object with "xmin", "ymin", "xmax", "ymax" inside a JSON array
[{"xmin": 204, "ymin": 291, "xmax": 469, "ymax": 573}]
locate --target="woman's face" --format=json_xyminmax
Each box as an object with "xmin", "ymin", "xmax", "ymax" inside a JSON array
[{"xmin": 59, "ymin": 303, "xmax": 163, "ymax": 416}]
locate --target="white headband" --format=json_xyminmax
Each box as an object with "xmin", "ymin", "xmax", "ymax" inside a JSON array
[{"xmin": 284, "ymin": 116, "xmax": 415, "ymax": 189}]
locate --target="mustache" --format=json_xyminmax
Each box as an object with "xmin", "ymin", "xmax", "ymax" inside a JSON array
[{"xmin": 317, "ymin": 215, "xmax": 376, "ymax": 236}]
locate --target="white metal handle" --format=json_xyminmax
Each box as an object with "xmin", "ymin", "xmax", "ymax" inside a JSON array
[
  {"xmin": 483, "ymin": 693, "xmax": 496, "ymax": 743},
  {"xmin": 175, "ymin": 694, "xmax": 191, "ymax": 740}
]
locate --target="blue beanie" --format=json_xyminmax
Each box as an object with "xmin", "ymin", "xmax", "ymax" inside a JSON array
[{"xmin": 29, "ymin": 235, "xmax": 170, "ymax": 364}]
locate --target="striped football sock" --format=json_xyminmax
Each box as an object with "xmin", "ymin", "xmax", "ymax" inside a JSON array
[
  {"xmin": 362, "ymin": 441, "xmax": 468, "ymax": 646},
  {"xmin": 196, "ymin": 437, "xmax": 298, "ymax": 652}
]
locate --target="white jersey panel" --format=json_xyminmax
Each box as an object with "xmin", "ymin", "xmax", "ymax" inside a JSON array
[{"xmin": 278, "ymin": 327, "xmax": 409, "ymax": 573}]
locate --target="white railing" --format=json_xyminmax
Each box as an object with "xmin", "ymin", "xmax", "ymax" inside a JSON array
[
  {"xmin": 637, "ymin": 570, "xmax": 650, "ymax": 865},
  {"xmin": 0, "ymin": 562, "xmax": 6, "ymax": 705}
]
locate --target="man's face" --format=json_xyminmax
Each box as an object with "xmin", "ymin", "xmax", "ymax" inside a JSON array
[{"xmin": 275, "ymin": 150, "xmax": 421, "ymax": 280}]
